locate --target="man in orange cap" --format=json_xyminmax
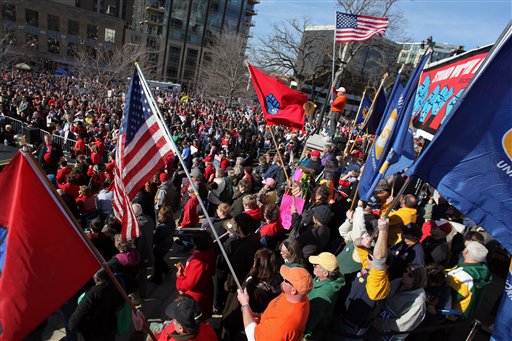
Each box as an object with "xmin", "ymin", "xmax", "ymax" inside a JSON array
[{"xmin": 237, "ymin": 264, "xmax": 313, "ymax": 340}]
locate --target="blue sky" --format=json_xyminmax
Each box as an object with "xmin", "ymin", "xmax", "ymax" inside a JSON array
[{"xmin": 249, "ymin": 0, "xmax": 511, "ymax": 50}]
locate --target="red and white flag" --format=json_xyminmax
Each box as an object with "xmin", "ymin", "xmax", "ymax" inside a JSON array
[
  {"xmin": 112, "ymin": 66, "xmax": 174, "ymax": 241},
  {"xmin": 335, "ymin": 11, "xmax": 388, "ymax": 43}
]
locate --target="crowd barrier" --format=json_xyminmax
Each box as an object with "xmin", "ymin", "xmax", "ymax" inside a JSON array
[{"xmin": 2, "ymin": 115, "xmax": 87, "ymax": 157}]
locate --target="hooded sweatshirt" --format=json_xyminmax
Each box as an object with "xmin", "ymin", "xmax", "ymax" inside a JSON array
[
  {"xmin": 446, "ymin": 262, "xmax": 492, "ymax": 318},
  {"xmin": 305, "ymin": 275, "xmax": 345, "ymax": 340}
]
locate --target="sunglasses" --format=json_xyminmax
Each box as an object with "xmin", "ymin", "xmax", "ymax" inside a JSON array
[{"xmin": 283, "ymin": 278, "xmax": 294, "ymax": 287}]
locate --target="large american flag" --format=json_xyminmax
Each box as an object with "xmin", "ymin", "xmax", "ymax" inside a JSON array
[
  {"xmin": 113, "ymin": 66, "xmax": 174, "ymax": 240},
  {"xmin": 335, "ymin": 11, "xmax": 388, "ymax": 43}
]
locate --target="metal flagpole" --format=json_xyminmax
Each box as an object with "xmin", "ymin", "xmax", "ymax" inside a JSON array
[
  {"xmin": 135, "ymin": 63, "xmax": 243, "ymax": 291},
  {"xmin": 23, "ymin": 150, "xmax": 158, "ymax": 341}
]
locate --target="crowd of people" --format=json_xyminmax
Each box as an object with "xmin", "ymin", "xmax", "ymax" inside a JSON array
[{"xmin": 0, "ymin": 70, "xmax": 503, "ymax": 341}]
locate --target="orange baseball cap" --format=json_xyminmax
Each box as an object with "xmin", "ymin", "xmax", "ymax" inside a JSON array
[{"xmin": 280, "ymin": 265, "xmax": 313, "ymax": 295}]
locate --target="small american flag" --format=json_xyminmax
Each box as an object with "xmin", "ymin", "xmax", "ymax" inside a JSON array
[
  {"xmin": 336, "ymin": 11, "xmax": 388, "ymax": 43},
  {"xmin": 113, "ymin": 66, "xmax": 174, "ymax": 241}
]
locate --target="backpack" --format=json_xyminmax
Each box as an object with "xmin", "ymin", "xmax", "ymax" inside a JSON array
[{"xmin": 219, "ymin": 176, "xmax": 234, "ymax": 204}]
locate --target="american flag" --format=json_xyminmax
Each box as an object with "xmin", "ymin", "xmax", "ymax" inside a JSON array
[
  {"xmin": 113, "ymin": 66, "xmax": 174, "ymax": 240},
  {"xmin": 335, "ymin": 12, "xmax": 388, "ymax": 43}
]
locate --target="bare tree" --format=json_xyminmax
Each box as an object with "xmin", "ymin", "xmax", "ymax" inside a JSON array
[
  {"xmin": 253, "ymin": 18, "xmax": 332, "ymax": 90},
  {"xmin": 71, "ymin": 43, "xmax": 155, "ymax": 89},
  {"xmin": 197, "ymin": 31, "xmax": 248, "ymax": 107}
]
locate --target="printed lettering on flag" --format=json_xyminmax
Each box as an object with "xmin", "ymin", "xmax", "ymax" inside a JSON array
[
  {"xmin": 112, "ymin": 66, "xmax": 174, "ymax": 241},
  {"xmin": 336, "ymin": 12, "xmax": 388, "ymax": 43}
]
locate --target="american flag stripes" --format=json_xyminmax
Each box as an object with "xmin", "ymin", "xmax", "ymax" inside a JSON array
[
  {"xmin": 335, "ymin": 12, "xmax": 388, "ymax": 43},
  {"xmin": 112, "ymin": 66, "xmax": 174, "ymax": 241}
]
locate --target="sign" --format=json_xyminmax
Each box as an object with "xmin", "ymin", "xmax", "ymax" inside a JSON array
[{"xmin": 412, "ymin": 47, "xmax": 491, "ymax": 139}]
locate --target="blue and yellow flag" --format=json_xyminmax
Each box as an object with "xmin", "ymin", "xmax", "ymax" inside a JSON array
[
  {"xmin": 359, "ymin": 52, "xmax": 431, "ymax": 201},
  {"xmin": 362, "ymin": 90, "xmax": 388, "ymax": 134},
  {"xmin": 356, "ymin": 95, "xmax": 371, "ymax": 124},
  {"xmin": 406, "ymin": 25, "xmax": 512, "ymax": 253},
  {"xmin": 491, "ymin": 261, "xmax": 512, "ymax": 341}
]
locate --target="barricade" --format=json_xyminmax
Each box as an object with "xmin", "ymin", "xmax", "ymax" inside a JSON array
[{"xmin": 2, "ymin": 115, "xmax": 83, "ymax": 157}]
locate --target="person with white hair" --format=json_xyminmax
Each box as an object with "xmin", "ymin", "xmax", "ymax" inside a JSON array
[{"xmin": 446, "ymin": 241, "xmax": 492, "ymax": 318}]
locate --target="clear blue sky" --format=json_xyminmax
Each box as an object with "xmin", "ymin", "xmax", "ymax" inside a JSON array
[{"xmin": 249, "ymin": 0, "xmax": 511, "ymax": 50}]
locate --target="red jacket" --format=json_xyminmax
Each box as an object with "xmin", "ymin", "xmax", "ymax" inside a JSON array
[
  {"xmin": 245, "ymin": 207, "xmax": 261, "ymax": 221},
  {"xmin": 156, "ymin": 321, "xmax": 217, "ymax": 341},
  {"xmin": 56, "ymin": 167, "xmax": 72, "ymax": 185},
  {"xmin": 180, "ymin": 195, "xmax": 200, "ymax": 228},
  {"xmin": 176, "ymin": 248, "xmax": 216, "ymax": 320},
  {"xmin": 260, "ymin": 221, "xmax": 283, "ymax": 238}
]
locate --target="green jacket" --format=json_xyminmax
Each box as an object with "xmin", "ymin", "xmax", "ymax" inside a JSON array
[
  {"xmin": 305, "ymin": 275, "xmax": 345, "ymax": 340},
  {"xmin": 447, "ymin": 262, "xmax": 492, "ymax": 318}
]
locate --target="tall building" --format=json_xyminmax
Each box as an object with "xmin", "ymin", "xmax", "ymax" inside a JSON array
[
  {"xmin": 0, "ymin": 0, "xmax": 125, "ymax": 70},
  {"xmin": 397, "ymin": 41, "xmax": 465, "ymax": 66},
  {"xmin": 0, "ymin": 0, "xmax": 257, "ymax": 87}
]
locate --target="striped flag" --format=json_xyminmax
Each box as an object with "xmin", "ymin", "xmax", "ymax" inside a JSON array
[
  {"xmin": 113, "ymin": 66, "xmax": 174, "ymax": 240},
  {"xmin": 335, "ymin": 12, "xmax": 388, "ymax": 43}
]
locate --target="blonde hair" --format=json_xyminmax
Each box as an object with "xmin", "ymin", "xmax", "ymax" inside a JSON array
[
  {"xmin": 243, "ymin": 194, "xmax": 258, "ymax": 209},
  {"xmin": 114, "ymin": 234, "xmax": 134, "ymax": 253},
  {"xmin": 217, "ymin": 203, "xmax": 232, "ymax": 217}
]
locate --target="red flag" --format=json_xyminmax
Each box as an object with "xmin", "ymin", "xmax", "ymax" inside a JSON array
[
  {"xmin": 112, "ymin": 66, "xmax": 174, "ymax": 241},
  {"xmin": 0, "ymin": 151, "xmax": 100, "ymax": 341},
  {"xmin": 248, "ymin": 64, "xmax": 308, "ymax": 130}
]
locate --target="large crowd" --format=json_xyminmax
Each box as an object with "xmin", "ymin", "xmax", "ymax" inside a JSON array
[{"xmin": 0, "ymin": 70, "xmax": 504, "ymax": 341}]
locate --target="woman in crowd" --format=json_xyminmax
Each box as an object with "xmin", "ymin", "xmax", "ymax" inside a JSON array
[
  {"xmin": 221, "ymin": 248, "xmax": 281, "ymax": 340},
  {"xmin": 175, "ymin": 231, "xmax": 216, "ymax": 320}
]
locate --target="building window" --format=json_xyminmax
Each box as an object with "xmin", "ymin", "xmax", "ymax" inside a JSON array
[
  {"xmin": 2, "ymin": 3, "xmax": 16, "ymax": 22},
  {"xmin": 26, "ymin": 33, "xmax": 38, "ymax": 49},
  {"xmin": 25, "ymin": 9, "xmax": 38, "ymax": 26},
  {"xmin": 48, "ymin": 15, "xmax": 60, "ymax": 32},
  {"xmin": 68, "ymin": 20, "xmax": 79, "ymax": 35},
  {"xmin": 184, "ymin": 48, "xmax": 198, "ymax": 80},
  {"xmin": 166, "ymin": 45, "xmax": 181, "ymax": 79},
  {"xmin": 87, "ymin": 24, "xmax": 98, "ymax": 39},
  {"xmin": 105, "ymin": 28, "xmax": 115, "ymax": 43},
  {"xmin": 48, "ymin": 38, "xmax": 60, "ymax": 54}
]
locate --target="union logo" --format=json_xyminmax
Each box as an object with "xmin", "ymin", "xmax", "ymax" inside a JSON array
[
  {"xmin": 375, "ymin": 109, "xmax": 398, "ymax": 159},
  {"xmin": 503, "ymin": 128, "xmax": 512, "ymax": 161}
]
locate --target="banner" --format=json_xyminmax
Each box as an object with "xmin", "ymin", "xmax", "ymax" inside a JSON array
[
  {"xmin": 412, "ymin": 47, "xmax": 491, "ymax": 139},
  {"xmin": 280, "ymin": 194, "xmax": 305, "ymax": 230},
  {"xmin": 406, "ymin": 25, "xmax": 512, "ymax": 253},
  {"xmin": 491, "ymin": 261, "xmax": 512, "ymax": 341}
]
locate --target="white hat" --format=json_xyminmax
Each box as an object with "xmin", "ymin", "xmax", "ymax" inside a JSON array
[{"xmin": 336, "ymin": 87, "xmax": 346, "ymax": 93}]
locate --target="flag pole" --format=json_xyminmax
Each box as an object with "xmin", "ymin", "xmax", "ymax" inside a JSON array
[
  {"xmin": 352, "ymin": 87, "xmax": 368, "ymax": 130},
  {"xmin": 135, "ymin": 63, "xmax": 243, "ymax": 291},
  {"xmin": 22, "ymin": 150, "xmax": 158, "ymax": 341},
  {"xmin": 346, "ymin": 73, "xmax": 388, "ymax": 155},
  {"xmin": 268, "ymin": 126, "xmax": 291, "ymax": 184}
]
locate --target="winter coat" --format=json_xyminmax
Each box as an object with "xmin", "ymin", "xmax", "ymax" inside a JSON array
[
  {"xmin": 305, "ymin": 275, "xmax": 346, "ymax": 340},
  {"xmin": 373, "ymin": 279, "xmax": 427, "ymax": 340},
  {"xmin": 176, "ymin": 248, "xmax": 216, "ymax": 320}
]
